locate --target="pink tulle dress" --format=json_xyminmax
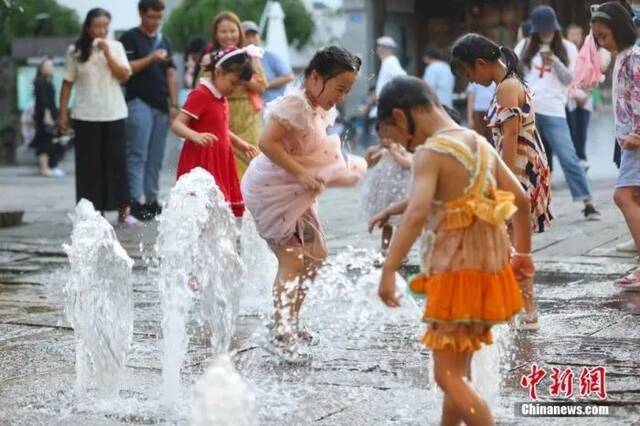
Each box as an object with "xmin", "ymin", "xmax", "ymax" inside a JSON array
[{"xmin": 241, "ymin": 88, "xmax": 367, "ymax": 252}]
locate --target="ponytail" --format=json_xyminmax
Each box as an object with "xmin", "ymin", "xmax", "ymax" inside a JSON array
[
  {"xmin": 450, "ymin": 33, "xmax": 526, "ymax": 85},
  {"xmin": 499, "ymin": 45, "xmax": 525, "ymax": 83}
]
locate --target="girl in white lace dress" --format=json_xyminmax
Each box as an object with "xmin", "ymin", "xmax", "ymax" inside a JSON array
[{"xmin": 361, "ymin": 138, "xmax": 412, "ymax": 257}]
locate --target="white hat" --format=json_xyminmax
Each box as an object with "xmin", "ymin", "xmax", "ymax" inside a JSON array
[{"xmin": 376, "ymin": 36, "xmax": 397, "ymax": 49}]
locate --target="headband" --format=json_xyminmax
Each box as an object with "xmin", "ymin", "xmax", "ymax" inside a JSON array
[
  {"xmin": 591, "ymin": 11, "xmax": 612, "ymax": 21},
  {"xmin": 214, "ymin": 44, "xmax": 263, "ymax": 68}
]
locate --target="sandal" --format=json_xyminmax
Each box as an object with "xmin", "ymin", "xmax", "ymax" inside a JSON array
[
  {"xmin": 296, "ymin": 327, "xmax": 315, "ymax": 345},
  {"xmin": 615, "ymin": 269, "xmax": 640, "ymax": 285},
  {"xmin": 511, "ymin": 313, "xmax": 539, "ymax": 331},
  {"xmin": 616, "ymin": 273, "xmax": 640, "ymax": 291}
]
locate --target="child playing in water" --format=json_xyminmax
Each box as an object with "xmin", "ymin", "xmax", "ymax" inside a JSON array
[
  {"xmin": 369, "ymin": 76, "xmax": 532, "ymax": 425},
  {"xmin": 241, "ymin": 46, "xmax": 366, "ymax": 363},
  {"xmin": 362, "ymin": 136, "xmax": 412, "ymax": 262},
  {"xmin": 450, "ymin": 33, "xmax": 552, "ymax": 330},
  {"xmin": 171, "ymin": 46, "xmax": 259, "ymax": 218}
]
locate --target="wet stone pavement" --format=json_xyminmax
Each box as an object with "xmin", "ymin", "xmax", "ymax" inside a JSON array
[{"xmin": 1, "ymin": 124, "xmax": 640, "ymax": 425}]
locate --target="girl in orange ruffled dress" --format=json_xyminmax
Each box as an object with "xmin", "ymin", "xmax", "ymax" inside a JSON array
[{"xmin": 369, "ymin": 76, "xmax": 532, "ymax": 425}]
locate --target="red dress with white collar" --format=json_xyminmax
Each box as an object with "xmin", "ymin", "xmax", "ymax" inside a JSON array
[{"xmin": 177, "ymin": 81, "xmax": 244, "ymax": 217}]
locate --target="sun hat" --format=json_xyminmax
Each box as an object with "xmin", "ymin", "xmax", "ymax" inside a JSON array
[{"xmin": 530, "ymin": 5, "xmax": 561, "ymax": 34}]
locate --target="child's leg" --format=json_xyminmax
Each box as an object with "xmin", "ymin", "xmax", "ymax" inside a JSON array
[
  {"xmin": 292, "ymin": 240, "xmax": 328, "ymax": 329},
  {"xmin": 519, "ymin": 275, "xmax": 537, "ymax": 321},
  {"xmin": 381, "ymin": 225, "xmax": 393, "ymax": 252},
  {"xmin": 508, "ymin": 224, "xmax": 537, "ymax": 320},
  {"xmin": 271, "ymin": 244, "xmax": 306, "ymax": 337},
  {"xmin": 614, "ymin": 187, "xmax": 640, "ymax": 254},
  {"xmin": 433, "ymin": 349, "xmax": 495, "ymax": 426}
]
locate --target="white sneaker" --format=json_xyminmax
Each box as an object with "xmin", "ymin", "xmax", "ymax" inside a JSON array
[
  {"xmin": 49, "ymin": 168, "xmax": 65, "ymax": 177},
  {"xmin": 616, "ymin": 239, "xmax": 638, "ymax": 253}
]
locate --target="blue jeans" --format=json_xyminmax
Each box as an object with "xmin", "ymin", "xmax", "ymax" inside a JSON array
[
  {"xmin": 125, "ymin": 98, "xmax": 169, "ymax": 202},
  {"xmin": 535, "ymin": 113, "xmax": 592, "ymax": 201},
  {"xmin": 566, "ymin": 107, "xmax": 591, "ymax": 161}
]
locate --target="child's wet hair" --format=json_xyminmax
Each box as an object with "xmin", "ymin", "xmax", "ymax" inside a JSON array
[
  {"xmin": 450, "ymin": 33, "xmax": 524, "ymax": 83},
  {"xmin": 208, "ymin": 48, "xmax": 254, "ymax": 81},
  {"xmin": 377, "ymin": 76, "xmax": 440, "ymax": 134},
  {"xmin": 304, "ymin": 45, "xmax": 362, "ymax": 81}
]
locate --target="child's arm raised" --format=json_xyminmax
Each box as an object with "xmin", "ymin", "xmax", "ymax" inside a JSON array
[
  {"xmin": 364, "ymin": 144, "xmax": 383, "ymax": 167},
  {"xmin": 171, "ymin": 112, "xmax": 217, "ymax": 145},
  {"xmin": 496, "ymin": 79, "xmax": 522, "ymax": 172},
  {"xmin": 378, "ymin": 149, "xmax": 438, "ymax": 307},
  {"xmin": 389, "ymin": 144, "xmax": 413, "ymax": 169},
  {"xmin": 259, "ymin": 120, "xmax": 324, "ymax": 193}
]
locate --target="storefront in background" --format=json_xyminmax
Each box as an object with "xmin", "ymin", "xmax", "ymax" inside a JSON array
[{"xmin": 369, "ymin": 0, "xmax": 601, "ymax": 77}]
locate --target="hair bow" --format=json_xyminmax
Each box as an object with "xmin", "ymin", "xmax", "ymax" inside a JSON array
[{"xmin": 214, "ymin": 44, "xmax": 264, "ymax": 68}]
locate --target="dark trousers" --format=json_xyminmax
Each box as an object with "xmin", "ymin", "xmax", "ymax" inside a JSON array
[
  {"xmin": 73, "ymin": 119, "xmax": 129, "ymax": 212},
  {"xmin": 566, "ymin": 107, "xmax": 591, "ymax": 161},
  {"xmin": 32, "ymin": 129, "xmax": 64, "ymax": 168}
]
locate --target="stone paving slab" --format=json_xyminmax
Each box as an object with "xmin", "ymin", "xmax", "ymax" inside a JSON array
[{"xmin": 2, "ymin": 141, "xmax": 640, "ymax": 424}]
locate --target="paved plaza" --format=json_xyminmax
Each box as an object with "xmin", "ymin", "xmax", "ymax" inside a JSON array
[{"xmin": 1, "ymin": 112, "xmax": 639, "ymax": 425}]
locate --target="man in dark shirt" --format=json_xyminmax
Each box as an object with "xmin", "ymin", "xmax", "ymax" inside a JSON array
[{"xmin": 120, "ymin": 0, "xmax": 178, "ymax": 220}]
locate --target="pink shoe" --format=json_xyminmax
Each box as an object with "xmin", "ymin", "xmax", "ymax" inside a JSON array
[
  {"xmin": 615, "ymin": 268, "xmax": 640, "ymax": 288},
  {"xmin": 615, "ymin": 269, "xmax": 640, "ymax": 283},
  {"xmin": 187, "ymin": 275, "xmax": 200, "ymax": 290},
  {"xmin": 116, "ymin": 214, "xmax": 142, "ymax": 228}
]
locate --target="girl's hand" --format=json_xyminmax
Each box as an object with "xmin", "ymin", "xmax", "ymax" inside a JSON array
[
  {"xmin": 378, "ymin": 268, "xmax": 400, "ymax": 308},
  {"xmin": 368, "ymin": 209, "xmax": 390, "ymax": 233},
  {"xmin": 389, "ymin": 143, "xmax": 403, "ymax": 154},
  {"xmin": 240, "ymin": 142, "xmax": 258, "ymax": 159},
  {"xmin": 380, "ymin": 138, "xmax": 397, "ymax": 149},
  {"xmin": 57, "ymin": 109, "xmax": 69, "ymax": 130},
  {"xmin": 364, "ymin": 145, "xmax": 383, "ymax": 166},
  {"xmin": 621, "ymin": 134, "xmax": 640, "ymax": 150},
  {"xmin": 191, "ymin": 132, "xmax": 217, "ymax": 146},
  {"xmin": 511, "ymin": 253, "xmax": 535, "ymax": 280},
  {"xmin": 542, "ymin": 55, "xmax": 555, "ymax": 67},
  {"xmin": 296, "ymin": 170, "xmax": 324, "ymax": 193},
  {"xmin": 94, "ymin": 38, "xmax": 109, "ymax": 54}
]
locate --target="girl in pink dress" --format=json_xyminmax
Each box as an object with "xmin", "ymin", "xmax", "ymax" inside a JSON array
[{"xmin": 241, "ymin": 46, "xmax": 366, "ymax": 363}]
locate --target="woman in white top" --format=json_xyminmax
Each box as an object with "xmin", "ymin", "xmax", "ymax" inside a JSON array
[
  {"xmin": 58, "ymin": 8, "xmax": 136, "ymax": 226},
  {"xmin": 515, "ymin": 5, "xmax": 600, "ymax": 220}
]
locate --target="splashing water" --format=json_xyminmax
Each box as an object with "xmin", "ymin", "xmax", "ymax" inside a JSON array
[
  {"xmin": 191, "ymin": 355, "xmax": 256, "ymax": 426},
  {"xmin": 238, "ymin": 214, "xmax": 277, "ymax": 316},
  {"xmin": 302, "ymin": 248, "xmax": 423, "ymax": 350},
  {"xmin": 63, "ymin": 199, "xmax": 134, "ymax": 400},
  {"xmin": 156, "ymin": 168, "xmax": 244, "ymax": 406}
]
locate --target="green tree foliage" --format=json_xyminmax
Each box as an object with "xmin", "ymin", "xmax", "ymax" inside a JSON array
[
  {"xmin": 0, "ymin": 0, "xmax": 80, "ymax": 55},
  {"xmin": 164, "ymin": 0, "xmax": 313, "ymax": 51}
]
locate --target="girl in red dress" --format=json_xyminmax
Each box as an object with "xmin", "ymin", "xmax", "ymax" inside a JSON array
[{"xmin": 171, "ymin": 46, "xmax": 259, "ymax": 217}]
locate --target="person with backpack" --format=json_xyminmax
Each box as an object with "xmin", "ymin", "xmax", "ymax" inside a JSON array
[{"xmin": 120, "ymin": 0, "xmax": 179, "ymax": 221}]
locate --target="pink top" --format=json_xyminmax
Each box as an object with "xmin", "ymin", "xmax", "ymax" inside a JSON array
[
  {"xmin": 241, "ymin": 88, "xmax": 367, "ymax": 242},
  {"xmin": 570, "ymin": 32, "xmax": 604, "ymax": 92}
]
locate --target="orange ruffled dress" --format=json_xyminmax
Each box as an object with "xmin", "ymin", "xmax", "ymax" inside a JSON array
[{"xmin": 410, "ymin": 135, "xmax": 523, "ymax": 352}]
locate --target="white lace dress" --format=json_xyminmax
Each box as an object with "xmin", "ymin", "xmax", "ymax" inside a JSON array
[{"xmin": 360, "ymin": 148, "xmax": 411, "ymax": 225}]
